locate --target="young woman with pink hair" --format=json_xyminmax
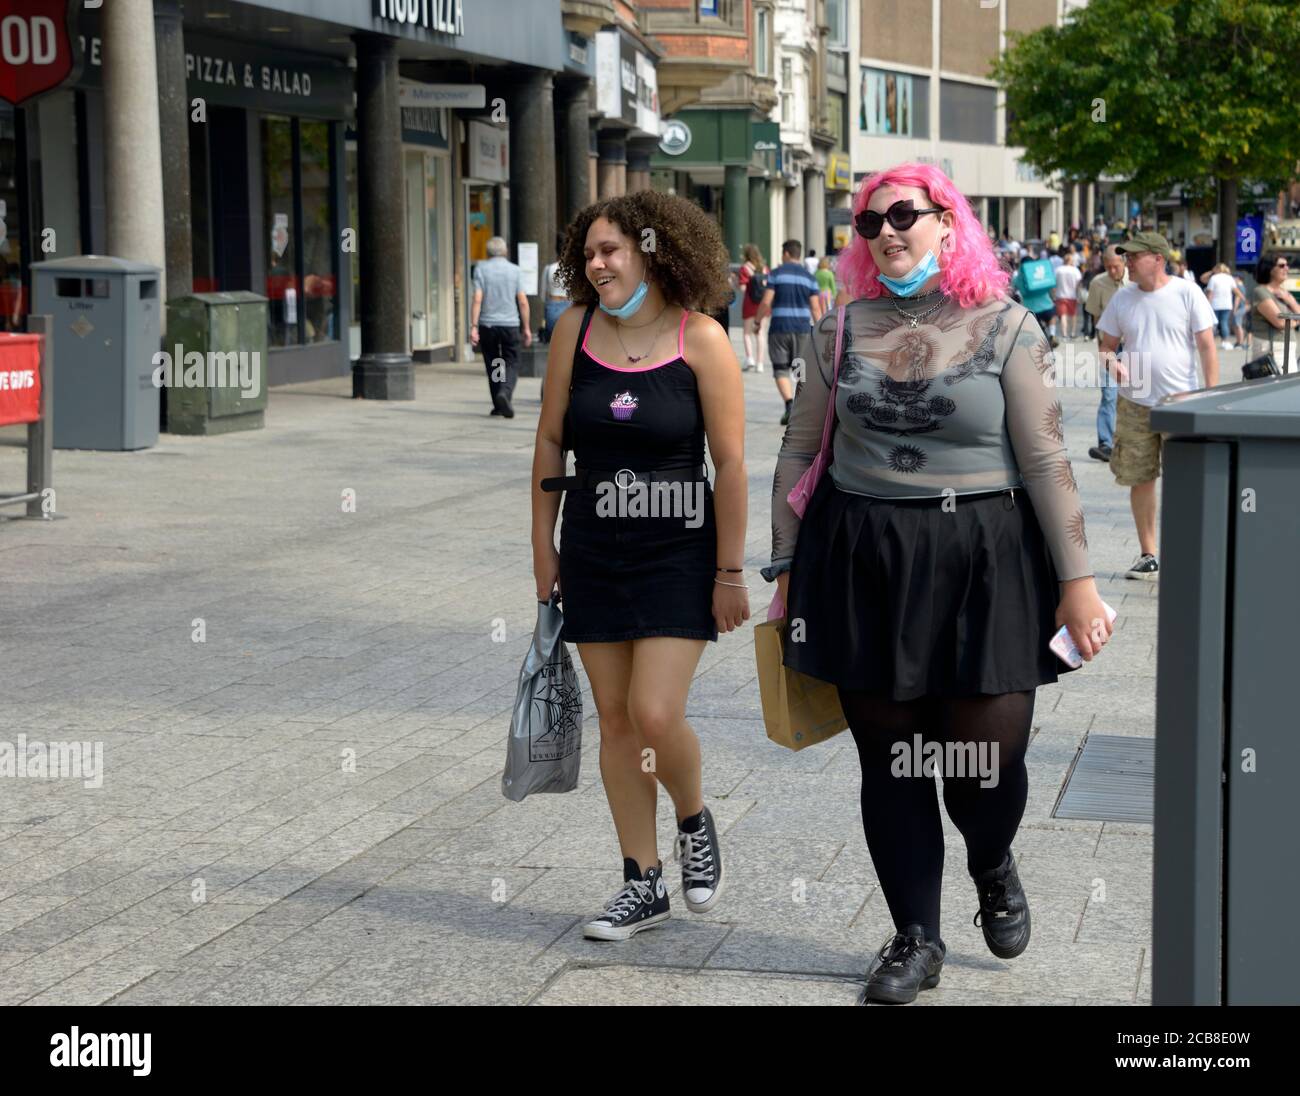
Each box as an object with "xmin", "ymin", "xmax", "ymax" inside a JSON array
[{"xmin": 763, "ymin": 162, "xmax": 1112, "ymax": 1004}]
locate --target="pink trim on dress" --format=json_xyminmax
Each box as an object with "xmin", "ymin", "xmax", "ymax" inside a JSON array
[{"xmin": 581, "ymin": 310, "xmax": 690, "ymax": 373}]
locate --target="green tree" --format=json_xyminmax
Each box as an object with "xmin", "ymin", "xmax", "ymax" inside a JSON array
[{"xmin": 992, "ymin": 0, "xmax": 1300, "ymax": 262}]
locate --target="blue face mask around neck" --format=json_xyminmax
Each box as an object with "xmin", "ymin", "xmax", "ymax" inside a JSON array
[
  {"xmin": 599, "ymin": 278, "xmax": 650, "ymax": 319},
  {"xmin": 878, "ymin": 248, "xmax": 942, "ymax": 297}
]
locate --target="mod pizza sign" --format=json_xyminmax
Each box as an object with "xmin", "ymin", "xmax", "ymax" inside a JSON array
[{"xmin": 0, "ymin": 0, "xmax": 83, "ymax": 107}]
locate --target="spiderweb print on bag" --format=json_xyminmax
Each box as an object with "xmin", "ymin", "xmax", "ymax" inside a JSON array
[{"xmin": 530, "ymin": 658, "xmax": 582, "ymax": 762}]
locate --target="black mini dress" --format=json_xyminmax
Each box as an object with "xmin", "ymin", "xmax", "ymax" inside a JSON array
[{"xmin": 558, "ymin": 305, "xmax": 718, "ymax": 645}]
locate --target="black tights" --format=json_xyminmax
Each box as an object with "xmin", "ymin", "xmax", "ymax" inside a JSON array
[{"xmin": 838, "ymin": 687, "xmax": 1035, "ymax": 941}]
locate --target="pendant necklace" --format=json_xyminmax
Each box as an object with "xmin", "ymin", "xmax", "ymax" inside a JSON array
[
  {"xmin": 615, "ymin": 305, "xmax": 669, "ymax": 363},
  {"xmin": 889, "ymin": 292, "xmax": 948, "ymax": 329}
]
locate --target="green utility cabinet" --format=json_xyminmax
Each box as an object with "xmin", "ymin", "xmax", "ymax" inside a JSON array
[{"xmin": 165, "ymin": 292, "xmax": 269, "ymax": 435}]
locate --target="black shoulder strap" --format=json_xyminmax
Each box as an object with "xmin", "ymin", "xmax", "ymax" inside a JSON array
[
  {"xmin": 569, "ymin": 304, "xmax": 597, "ymax": 394},
  {"xmin": 575, "ymin": 303, "xmax": 597, "ymax": 358}
]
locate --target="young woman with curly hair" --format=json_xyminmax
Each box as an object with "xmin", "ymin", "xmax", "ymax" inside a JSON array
[
  {"xmin": 531, "ymin": 191, "xmax": 750, "ymax": 941},
  {"xmin": 765, "ymin": 163, "xmax": 1113, "ymax": 1003}
]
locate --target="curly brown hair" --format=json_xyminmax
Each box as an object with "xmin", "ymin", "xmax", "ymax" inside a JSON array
[{"xmin": 557, "ymin": 190, "xmax": 732, "ymax": 313}]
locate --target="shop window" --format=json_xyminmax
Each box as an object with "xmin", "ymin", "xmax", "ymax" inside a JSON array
[
  {"xmin": 860, "ymin": 66, "xmax": 929, "ymax": 138},
  {"xmin": 940, "ymin": 80, "xmax": 997, "ymax": 145},
  {"xmin": 262, "ymin": 115, "xmax": 296, "ymax": 347},
  {"xmin": 260, "ymin": 114, "xmax": 338, "ymax": 348},
  {"xmin": 299, "ymin": 120, "xmax": 336, "ymax": 345},
  {"xmin": 0, "ymin": 105, "xmax": 26, "ymax": 332}
]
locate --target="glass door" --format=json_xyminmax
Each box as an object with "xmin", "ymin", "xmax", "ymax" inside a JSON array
[
  {"xmin": 405, "ymin": 150, "xmax": 428, "ymax": 348},
  {"xmin": 425, "ymin": 152, "xmax": 450, "ymax": 347}
]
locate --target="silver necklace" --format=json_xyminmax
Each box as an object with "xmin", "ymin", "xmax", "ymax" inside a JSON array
[
  {"xmin": 614, "ymin": 305, "xmax": 669, "ymax": 363},
  {"xmin": 889, "ymin": 293, "xmax": 949, "ymax": 328}
]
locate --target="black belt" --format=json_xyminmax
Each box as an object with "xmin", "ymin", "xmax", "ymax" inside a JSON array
[{"xmin": 541, "ymin": 463, "xmax": 709, "ymax": 493}]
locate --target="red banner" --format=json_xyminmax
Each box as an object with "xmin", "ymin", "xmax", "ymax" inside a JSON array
[{"xmin": 0, "ymin": 334, "xmax": 42, "ymax": 426}]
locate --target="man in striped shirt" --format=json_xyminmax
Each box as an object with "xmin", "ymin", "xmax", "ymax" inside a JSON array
[{"xmin": 756, "ymin": 239, "xmax": 823, "ymax": 424}]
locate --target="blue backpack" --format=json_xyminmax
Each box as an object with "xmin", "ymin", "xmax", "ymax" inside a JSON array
[{"xmin": 1020, "ymin": 259, "xmax": 1056, "ymax": 293}]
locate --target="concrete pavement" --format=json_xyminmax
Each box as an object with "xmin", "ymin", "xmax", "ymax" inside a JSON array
[{"xmin": 0, "ymin": 330, "xmax": 1243, "ymax": 1005}]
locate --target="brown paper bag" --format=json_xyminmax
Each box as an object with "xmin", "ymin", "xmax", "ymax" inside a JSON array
[{"xmin": 754, "ymin": 618, "xmax": 849, "ymax": 751}]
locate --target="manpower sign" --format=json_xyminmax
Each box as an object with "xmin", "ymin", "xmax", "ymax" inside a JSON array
[{"xmin": 0, "ymin": 0, "xmax": 84, "ymax": 106}]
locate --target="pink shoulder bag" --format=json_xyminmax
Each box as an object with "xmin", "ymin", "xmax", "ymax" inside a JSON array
[
  {"xmin": 785, "ymin": 304, "xmax": 847, "ymax": 517},
  {"xmin": 768, "ymin": 305, "xmax": 846, "ymax": 622}
]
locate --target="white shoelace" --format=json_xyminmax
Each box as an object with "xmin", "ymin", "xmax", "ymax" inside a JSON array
[
  {"xmin": 677, "ymin": 830, "xmax": 715, "ymax": 887},
  {"xmin": 600, "ymin": 879, "xmax": 652, "ymax": 921}
]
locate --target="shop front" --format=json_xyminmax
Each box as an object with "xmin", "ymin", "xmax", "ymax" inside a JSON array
[
  {"xmin": 347, "ymin": 81, "xmax": 458, "ymax": 362},
  {"xmin": 650, "ymin": 110, "xmax": 779, "ymax": 264},
  {"xmin": 2, "ymin": 3, "xmax": 353, "ymax": 385},
  {"xmin": 826, "ymin": 151, "xmax": 854, "ymax": 252},
  {"xmin": 3, "ymin": 0, "xmax": 568, "ymax": 394}
]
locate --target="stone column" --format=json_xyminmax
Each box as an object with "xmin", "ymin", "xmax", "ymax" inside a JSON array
[
  {"xmin": 784, "ymin": 178, "xmax": 804, "ymax": 252},
  {"xmin": 1070, "ymin": 182, "xmax": 1080, "ymax": 230},
  {"xmin": 588, "ymin": 126, "xmax": 599, "ymax": 208},
  {"xmin": 102, "ymin": 0, "xmax": 166, "ymax": 295},
  {"xmin": 559, "ymin": 82, "xmax": 592, "ymax": 224},
  {"xmin": 749, "ymin": 175, "xmax": 771, "ymax": 268},
  {"xmin": 626, "ymin": 138, "xmax": 656, "ymax": 194},
  {"xmin": 154, "ymin": 0, "xmax": 191, "ymax": 303},
  {"xmin": 804, "ymin": 170, "xmax": 826, "ymax": 259},
  {"xmin": 1010, "ymin": 196, "xmax": 1026, "ymax": 241},
  {"xmin": 723, "ymin": 165, "xmax": 748, "ymax": 262},
  {"xmin": 597, "ymin": 130, "xmax": 627, "ymax": 199},
  {"xmin": 510, "ymin": 71, "xmax": 557, "ymax": 338},
  {"xmin": 1086, "ymin": 182, "xmax": 1096, "ymax": 229},
  {"xmin": 353, "ymin": 34, "xmax": 413, "ymax": 399}
]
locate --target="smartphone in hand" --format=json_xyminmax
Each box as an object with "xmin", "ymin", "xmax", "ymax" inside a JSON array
[{"xmin": 1050, "ymin": 602, "xmax": 1117, "ymax": 668}]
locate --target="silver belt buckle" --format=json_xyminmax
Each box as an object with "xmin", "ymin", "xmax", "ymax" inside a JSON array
[{"xmin": 613, "ymin": 468, "xmax": 637, "ymax": 491}]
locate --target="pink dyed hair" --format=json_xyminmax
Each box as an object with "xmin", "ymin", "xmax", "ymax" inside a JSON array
[{"xmin": 836, "ymin": 162, "xmax": 1009, "ymax": 308}]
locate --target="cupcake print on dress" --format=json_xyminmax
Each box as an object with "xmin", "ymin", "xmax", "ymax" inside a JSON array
[{"xmin": 610, "ymin": 391, "xmax": 639, "ymax": 421}]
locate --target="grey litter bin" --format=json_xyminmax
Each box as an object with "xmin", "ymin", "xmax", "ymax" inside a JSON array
[
  {"xmin": 1150, "ymin": 374, "xmax": 1300, "ymax": 1005},
  {"xmin": 31, "ymin": 256, "xmax": 161, "ymax": 450}
]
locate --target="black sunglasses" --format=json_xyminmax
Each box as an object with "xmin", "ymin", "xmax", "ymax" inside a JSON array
[{"xmin": 855, "ymin": 200, "xmax": 945, "ymax": 240}]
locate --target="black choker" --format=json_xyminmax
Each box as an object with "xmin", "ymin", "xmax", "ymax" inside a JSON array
[{"xmin": 888, "ymin": 287, "xmax": 945, "ymax": 301}]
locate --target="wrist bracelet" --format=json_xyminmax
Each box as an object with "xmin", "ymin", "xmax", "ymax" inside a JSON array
[
  {"xmin": 716, "ymin": 567, "xmax": 743, "ymax": 573},
  {"xmin": 714, "ymin": 579, "xmax": 747, "ymax": 589}
]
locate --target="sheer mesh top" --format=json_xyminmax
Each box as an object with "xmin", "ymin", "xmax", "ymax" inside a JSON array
[{"xmin": 768, "ymin": 294, "xmax": 1092, "ymax": 582}]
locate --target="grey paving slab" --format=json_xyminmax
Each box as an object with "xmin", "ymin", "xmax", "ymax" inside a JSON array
[
  {"xmin": 531, "ymin": 965, "xmax": 859, "ymax": 1006},
  {"xmin": 0, "ymin": 334, "xmax": 1195, "ymax": 1005}
]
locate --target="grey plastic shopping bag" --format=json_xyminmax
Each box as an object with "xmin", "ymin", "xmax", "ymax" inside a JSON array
[{"xmin": 501, "ymin": 594, "xmax": 583, "ymax": 801}]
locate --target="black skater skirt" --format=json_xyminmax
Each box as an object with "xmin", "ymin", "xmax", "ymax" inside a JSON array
[
  {"xmin": 783, "ymin": 474, "xmax": 1071, "ymax": 701},
  {"xmin": 558, "ymin": 483, "xmax": 719, "ymax": 645}
]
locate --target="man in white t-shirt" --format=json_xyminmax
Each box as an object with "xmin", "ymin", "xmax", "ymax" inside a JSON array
[
  {"xmin": 1097, "ymin": 231, "xmax": 1219, "ymax": 582},
  {"xmin": 1053, "ymin": 252, "xmax": 1083, "ymax": 339}
]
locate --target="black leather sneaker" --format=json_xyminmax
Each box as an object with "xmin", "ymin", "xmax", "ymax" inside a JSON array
[
  {"xmin": 676, "ymin": 806, "xmax": 723, "ymax": 913},
  {"xmin": 861, "ymin": 924, "xmax": 945, "ymax": 1005},
  {"xmin": 972, "ymin": 850, "xmax": 1031, "ymax": 959},
  {"xmin": 582, "ymin": 859, "xmax": 670, "ymax": 942},
  {"xmin": 1126, "ymin": 553, "xmax": 1159, "ymax": 581}
]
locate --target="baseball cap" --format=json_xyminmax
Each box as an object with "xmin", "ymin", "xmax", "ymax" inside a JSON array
[{"xmin": 1116, "ymin": 231, "xmax": 1174, "ymax": 260}]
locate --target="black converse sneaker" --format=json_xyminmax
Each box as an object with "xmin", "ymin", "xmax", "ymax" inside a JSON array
[
  {"xmin": 581, "ymin": 859, "xmax": 670, "ymax": 942},
  {"xmin": 1126, "ymin": 553, "xmax": 1159, "ymax": 581},
  {"xmin": 861, "ymin": 924, "xmax": 946, "ymax": 1005},
  {"xmin": 972, "ymin": 850, "xmax": 1031, "ymax": 959},
  {"xmin": 676, "ymin": 806, "xmax": 723, "ymax": 913}
]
